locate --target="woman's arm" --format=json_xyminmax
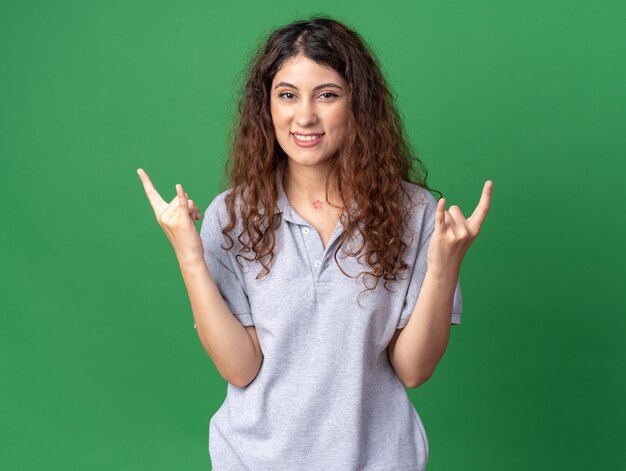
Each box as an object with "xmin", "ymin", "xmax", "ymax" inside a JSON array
[
  {"xmin": 388, "ymin": 181, "xmax": 492, "ymax": 388},
  {"xmin": 137, "ymin": 168, "xmax": 261, "ymax": 389},
  {"xmin": 180, "ymin": 257, "xmax": 262, "ymax": 389},
  {"xmin": 387, "ymin": 268, "xmax": 458, "ymax": 388}
]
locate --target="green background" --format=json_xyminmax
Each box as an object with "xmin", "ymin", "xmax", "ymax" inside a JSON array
[{"xmin": 2, "ymin": 1, "xmax": 624, "ymax": 469}]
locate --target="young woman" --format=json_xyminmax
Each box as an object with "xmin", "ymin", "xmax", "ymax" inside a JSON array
[{"xmin": 138, "ymin": 16, "xmax": 492, "ymax": 471}]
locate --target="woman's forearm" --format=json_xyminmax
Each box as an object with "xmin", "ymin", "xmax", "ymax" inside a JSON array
[
  {"xmin": 178, "ymin": 256, "xmax": 261, "ymax": 388},
  {"xmin": 390, "ymin": 181, "xmax": 493, "ymax": 387},
  {"xmin": 389, "ymin": 268, "xmax": 458, "ymax": 388}
]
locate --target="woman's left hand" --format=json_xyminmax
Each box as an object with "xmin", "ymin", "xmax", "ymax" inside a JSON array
[{"xmin": 426, "ymin": 181, "xmax": 493, "ymax": 278}]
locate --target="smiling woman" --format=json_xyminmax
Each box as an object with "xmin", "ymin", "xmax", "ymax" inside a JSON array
[
  {"xmin": 138, "ymin": 15, "xmax": 492, "ymax": 471},
  {"xmin": 270, "ymin": 58, "xmax": 349, "ymax": 167},
  {"xmin": 270, "ymin": 55, "xmax": 349, "ymax": 170}
]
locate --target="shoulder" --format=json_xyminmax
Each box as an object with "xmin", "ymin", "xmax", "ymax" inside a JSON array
[
  {"xmin": 201, "ymin": 188, "xmax": 241, "ymax": 242},
  {"xmin": 204, "ymin": 188, "xmax": 234, "ymax": 221},
  {"xmin": 400, "ymin": 180, "xmax": 436, "ymax": 204},
  {"xmin": 400, "ymin": 180, "xmax": 437, "ymax": 222}
]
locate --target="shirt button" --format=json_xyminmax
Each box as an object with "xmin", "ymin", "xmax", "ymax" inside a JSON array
[
  {"xmin": 302, "ymin": 227, "xmax": 310, "ymax": 235},
  {"xmin": 314, "ymin": 260, "xmax": 321, "ymax": 267}
]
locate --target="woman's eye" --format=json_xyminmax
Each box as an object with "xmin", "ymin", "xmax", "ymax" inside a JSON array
[{"xmin": 277, "ymin": 91, "xmax": 338, "ymax": 100}]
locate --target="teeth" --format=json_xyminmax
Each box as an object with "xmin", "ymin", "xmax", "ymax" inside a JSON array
[{"xmin": 294, "ymin": 134, "xmax": 322, "ymax": 141}]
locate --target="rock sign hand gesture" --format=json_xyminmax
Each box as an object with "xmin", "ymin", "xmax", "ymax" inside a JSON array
[
  {"xmin": 137, "ymin": 168, "xmax": 204, "ymax": 265},
  {"xmin": 427, "ymin": 181, "xmax": 493, "ymax": 278}
]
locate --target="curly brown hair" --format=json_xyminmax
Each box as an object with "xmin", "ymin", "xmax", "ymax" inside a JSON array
[{"xmin": 220, "ymin": 16, "xmax": 441, "ymax": 299}]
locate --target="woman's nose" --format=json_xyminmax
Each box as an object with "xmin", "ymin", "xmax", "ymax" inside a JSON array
[{"xmin": 294, "ymin": 100, "xmax": 318, "ymax": 127}]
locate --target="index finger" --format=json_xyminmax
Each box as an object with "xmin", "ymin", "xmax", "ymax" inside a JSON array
[
  {"xmin": 176, "ymin": 183, "xmax": 188, "ymax": 211},
  {"xmin": 467, "ymin": 180, "xmax": 493, "ymax": 231},
  {"xmin": 137, "ymin": 168, "xmax": 166, "ymax": 212},
  {"xmin": 435, "ymin": 197, "xmax": 446, "ymax": 233}
]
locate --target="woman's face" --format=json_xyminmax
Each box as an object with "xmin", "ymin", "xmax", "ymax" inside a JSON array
[{"xmin": 270, "ymin": 54, "xmax": 350, "ymax": 169}]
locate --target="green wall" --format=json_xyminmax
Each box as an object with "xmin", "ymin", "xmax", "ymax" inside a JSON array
[{"xmin": 1, "ymin": 1, "xmax": 624, "ymax": 469}]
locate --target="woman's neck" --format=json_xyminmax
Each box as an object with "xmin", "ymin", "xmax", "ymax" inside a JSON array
[{"xmin": 282, "ymin": 160, "xmax": 342, "ymax": 212}]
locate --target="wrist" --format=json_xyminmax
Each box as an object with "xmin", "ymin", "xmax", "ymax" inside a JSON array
[
  {"xmin": 425, "ymin": 263, "xmax": 460, "ymax": 284},
  {"xmin": 176, "ymin": 252, "xmax": 206, "ymax": 273}
]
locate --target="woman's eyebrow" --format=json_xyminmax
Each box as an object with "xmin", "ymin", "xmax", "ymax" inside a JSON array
[{"xmin": 274, "ymin": 81, "xmax": 344, "ymax": 91}]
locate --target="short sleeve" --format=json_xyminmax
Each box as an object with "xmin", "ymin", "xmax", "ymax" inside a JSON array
[
  {"xmin": 396, "ymin": 191, "xmax": 463, "ymax": 329},
  {"xmin": 198, "ymin": 193, "xmax": 254, "ymax": 327}
]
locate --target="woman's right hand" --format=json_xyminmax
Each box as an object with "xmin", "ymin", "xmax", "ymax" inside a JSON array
[{"xmin": 137, "ymin": 168, "xmax": 204, "ymax": 265}]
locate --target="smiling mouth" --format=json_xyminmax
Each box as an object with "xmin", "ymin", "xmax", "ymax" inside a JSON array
[{"xmin": 292, "ymin": 133, "xmax": 325, "ymax": 141}]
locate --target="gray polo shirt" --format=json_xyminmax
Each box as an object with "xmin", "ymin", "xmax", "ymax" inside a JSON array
[{"xmin": 200, "ymin": 164, "xmax": 462, "ymax": 470}]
